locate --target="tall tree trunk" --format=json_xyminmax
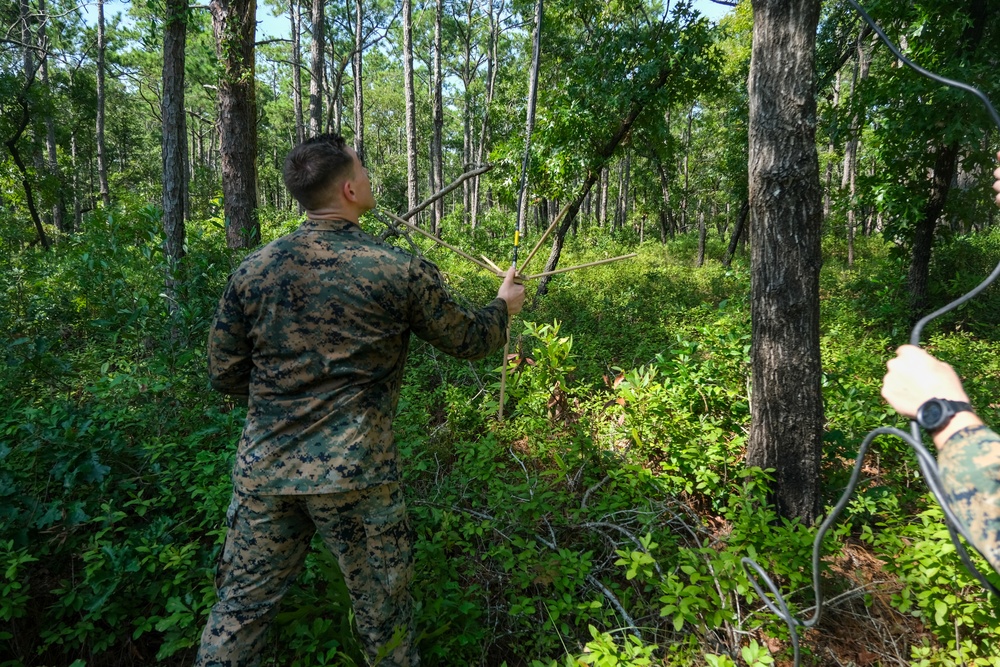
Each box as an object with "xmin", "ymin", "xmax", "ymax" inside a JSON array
[
  {"xmin": 472, "ymin": 0, "xmax": 500, "ymax": 230},
  {"xmin": 162, "ymin": 0, "xmax": 188, "ymax": 308},
  {"xmin": 96, "ymin": 0, "xmax": 111, "ymax": 208},
  {"xmin": 353, "ymin": 0, "xmax": 365, "ymax": 164},
  {"xmin": 907, "ymin": 143, "xmax": 959, "ymax": 312},
  {"xmin": 308, "ymin": 0, "xmax": 323, "ymax": 137},
  {"xmin": 746, "ymin": 0, "xmax": 823, "ymax": 523},
  {"xmin": 36, "ymin": 0, "xmax": 65, "ymax": 234},
  {"xmin": 823, "ymin": 70, "xmax": 839, "ymax": 220},
  {"xmin": 291, "ymin": 0, "xmax": 304, "ymax": 143},
  {"xmin": 9, "ymin": 1, "xmax": 47, "ymax": 249},
  {"xmin": 696, "ymin": 207, "xmax": 706, "ymax": 267},
  {"xmin": 655, "ymin": 158, "xmax": 673, "ymax": 243},
  {"xmin": 515, "ymin": 0, "xmax": 543, "ymax": 258},
  {"xmin": 842, "ymin": 29, "xmax": 871, "ymax": 268},
  {"xmin": 403, "ymin": 0, "xmax": 419, "ymax": 212},
  {"xmin": 431, "ymin": 0, "xmax": 444, "ymax": 234},
  {"xmin": 906, "ymin": 0, "xmax": 985, "ymax": 312},
  {"xmin": 210, "ymin": 0, "xmax": 260, "ymax": 249},
  {"xmin": 681, "ymin": 107, "xmax": 692, "ymax": 231},
  {"xmin": 598, "ymin": 167, "xmax": 608, "ymax": 227},
  {"xmin": 723, "ymin": 199, "xmax": 749, "ymax": 268}
]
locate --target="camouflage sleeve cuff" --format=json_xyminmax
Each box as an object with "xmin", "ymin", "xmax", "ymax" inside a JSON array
[{"xmin": 937, "ymin": 424, "xmax": 1000, "ymax": 573}]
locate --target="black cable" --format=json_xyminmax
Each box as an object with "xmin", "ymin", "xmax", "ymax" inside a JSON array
[{"xmin": 740, "ymin": 2, "xmax": 1000, "ymax": 664}]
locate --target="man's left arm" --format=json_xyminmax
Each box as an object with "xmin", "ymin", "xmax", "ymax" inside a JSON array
[{"xmin": 207, "ymin": 277, "xmax": 253, "ymax": 397}]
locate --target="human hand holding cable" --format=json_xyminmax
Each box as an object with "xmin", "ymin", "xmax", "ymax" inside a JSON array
[{"xmin": 882, "ymin": 345, "xmax": 983, "ymax": 447}]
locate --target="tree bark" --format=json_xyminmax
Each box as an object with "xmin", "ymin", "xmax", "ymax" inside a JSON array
[
  {"xmin": 907, "ymin": 143, "xmax": 959, "ymax": 312},
  {"xmin": 431, "ymin": 0, "xmax": 444, "ymax": 234},
  {"xmin": 403, "ymin": 0, "xmax": 419, "ymax": 211},
  {"xmin": 471, "ymin": 0, "xmax": 501, "ymax": 230},
  {"xmin": 291, "ymin": 0, "xmax": 304, "ymax": 143},
  {"xmin": 842, "ymin": 30, "xmax": 871, "ymax": 268},
  {"xmin": 36, "ymin": 0, "xmax": 65, "ymax": 234},
  {"xmin": 96, "ymin": 0, "xmax": 111, "ymax": 208},
  {"xmin": 353, "ymin": 0, "xmax": 365, "ymax": 164},
  {"xmin": 515, "ymin": 0, "xmax": 543, "ymax": 251},
  {"xmin": 210, "ymin": 0, "xmax": 260, "ymax": 249},
  {"xmin": 162, "ymin": 0, "xmax": 188, "ymax": 307},
  {"xmin": 723, "ymin": 199, "xmax": 749, "ymax": 268},
  {"xmin": 308, "ymin": 0, "xmax": 323, "ymax": 137},
  {"xmin": 746, "ymin": 0, "xmax": 823, "ymax": 523},
  {"xmin": 696, "ymin": 207, "xmax": 706, "ymax": 267}
]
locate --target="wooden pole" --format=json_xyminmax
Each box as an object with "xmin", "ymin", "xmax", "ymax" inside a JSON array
[
  {"xmin": 379, "ymin": 209, "xmax": 504, "ymax": 276},
  {"xmin": 518, "ymin": 201, "xmax": 570, "ymax": 273},
  {"xmin": 523, "ymin": 254, "xmax": 637, "ymax": 280}
]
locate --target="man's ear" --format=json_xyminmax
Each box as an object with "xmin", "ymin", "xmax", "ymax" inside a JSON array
[{"xmin": 341, "ymin": 175, "xmax": 358, "ymax": 203}]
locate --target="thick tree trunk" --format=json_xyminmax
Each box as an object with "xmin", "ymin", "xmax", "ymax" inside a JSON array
[
  {"xmin": 291, "ymin": 0, "xmax": 304, "ymax": 143},
  {"xmin": 309, "ymin": 0, "xmax": 323, "ymax": 137},
  {"xmin": 162, "ymin": 0, "xmax": 188, "ymax": 307},
  {"xmin": 598, "ymin": 167, "xmax": 608, "ymax": 227},
  {"xmin": 431, "ymin": 0, "xmax": 444, "ymax": 233},
  {"xmin": 403, "ymin": 0, "xmax": 419, "ymax": 211},
  {"xmin": 96, "ymin": 0, "xmax": 111, "ymax": 208},
  {"xmin": 210, "ymin": 0, "xmax": 260, "ymax": 249},
  {"xmin": 353, "ymin": 0, "xmax": 365, "ymax": 164},
  {"xmin": 746, "ymin": 0, "xmax": 823, "ymax": 523}
]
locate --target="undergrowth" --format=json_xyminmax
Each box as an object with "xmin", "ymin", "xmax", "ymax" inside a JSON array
[{"xmin": 3, "ymin": 207, "xmax": 1000, "ymax": 666}]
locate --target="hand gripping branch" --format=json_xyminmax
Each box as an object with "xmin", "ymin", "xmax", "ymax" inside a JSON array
[{"xmin": 741, "ymin": 3, "xmax": 1000, "ymax": 665}]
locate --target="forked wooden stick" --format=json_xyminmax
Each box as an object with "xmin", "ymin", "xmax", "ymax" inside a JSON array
[
  {"xmin": 379, "ymin": 209, "xmax": 504, "ymax": 277},
  {"xmin": 517, "ymin": 202, "xmax": 571, "ymax": 274},
  {"xmin": 523, "ymin": 253, "xmax": 637, "ymax": 280}
]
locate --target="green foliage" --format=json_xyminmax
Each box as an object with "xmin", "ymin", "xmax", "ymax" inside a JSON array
[{"xmin": 4, "ymin": 194, "xmax": 1000, "ymax": 667}]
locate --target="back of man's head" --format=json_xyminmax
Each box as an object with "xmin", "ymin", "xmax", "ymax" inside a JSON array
[{"xmin": 283, "ymin": 134, "xmax": 353, "ymax": 209}]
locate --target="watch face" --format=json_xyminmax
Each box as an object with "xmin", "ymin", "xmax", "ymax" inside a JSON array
[{"xmin": 919, "ymin": 400, "xmax": 945, "ymax": 429}]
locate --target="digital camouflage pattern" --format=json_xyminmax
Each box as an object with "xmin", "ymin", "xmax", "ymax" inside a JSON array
[
  {"xmin": 938, "ymin": 424, "xmax": 1000, "ymax": 573},
  {"xmin": 196, "ymin": 483, "xmax": 415, "ymax": 667},
  {"xmin": 207, "ymin": 217, "xmax": 509, "ymax": 495}
]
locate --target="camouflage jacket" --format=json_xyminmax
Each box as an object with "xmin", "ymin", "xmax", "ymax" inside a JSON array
[
  {"xmin": 207, "ymin": 218, "xmax": 509, "ymax": 494},
  {"xmin": 938, "ymin": 424, "xmax": 1000, "ymax": 573}
]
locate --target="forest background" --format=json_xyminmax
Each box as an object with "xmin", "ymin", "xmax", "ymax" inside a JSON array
[{"xmin": 4, "ymin": 0, "xmax": 1000, "ymax": 665}]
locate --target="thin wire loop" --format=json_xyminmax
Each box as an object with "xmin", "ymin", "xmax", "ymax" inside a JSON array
[{"xmin": 741, "ymin": 2, "xmax": 1000, "ymax": 664}]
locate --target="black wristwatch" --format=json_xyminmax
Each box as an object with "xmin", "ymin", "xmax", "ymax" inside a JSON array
[{"xmin": 915, "ymin": 398, "xmax": 974, "ymax": 433}]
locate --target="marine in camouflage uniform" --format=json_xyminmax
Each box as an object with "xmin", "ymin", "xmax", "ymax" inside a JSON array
[
  {"xmin": 196, "ymin": 134, "xmax": 519, "ymax": 666},
  {"xmin": 937, "ymin": 425, "xmax": 1000, "ymax": 573}
]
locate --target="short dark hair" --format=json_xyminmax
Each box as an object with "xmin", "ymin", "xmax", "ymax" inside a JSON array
[{"xmin": 282, "ymin": 133, "xmax": 355, "ymax": 209}]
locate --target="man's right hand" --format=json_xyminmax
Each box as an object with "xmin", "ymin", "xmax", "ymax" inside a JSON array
[{"xmin": 498, "ymin": 266, "xmax": 525, "ymax": 315}]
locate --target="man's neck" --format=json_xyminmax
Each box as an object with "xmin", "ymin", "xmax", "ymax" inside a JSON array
[{"xmin": 306, "ymin": 204, "xmax": 359, "ymax": 224}]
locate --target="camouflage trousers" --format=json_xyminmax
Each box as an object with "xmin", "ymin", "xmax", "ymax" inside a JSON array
[{"xmin": 195, "ymin": 482, "xmax": 417, "ymax": 667}]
